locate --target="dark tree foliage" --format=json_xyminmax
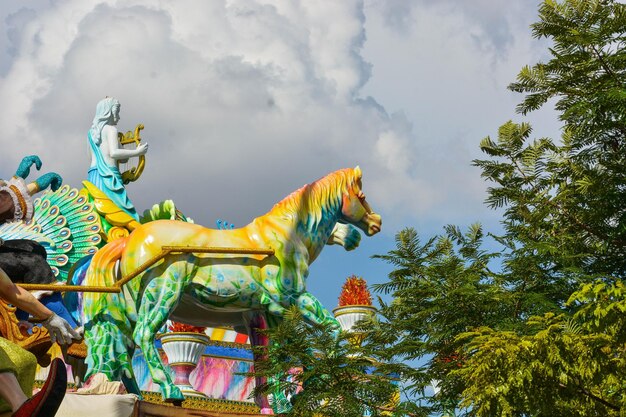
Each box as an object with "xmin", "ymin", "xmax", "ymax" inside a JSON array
[{"xmin": 250, "ymin": 308, "xmax": 401, "ymax": 417}]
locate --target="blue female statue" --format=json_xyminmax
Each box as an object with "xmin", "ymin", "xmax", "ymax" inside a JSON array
[{"xmin": 87, "ymin": 97, "xmax": 148, "ymax": 221}]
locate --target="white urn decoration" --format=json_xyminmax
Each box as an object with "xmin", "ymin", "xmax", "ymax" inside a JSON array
[
  {"xmin": 158, "ymin": 323, "xmax": 210, "ymax": 398},
  {"xmin": 333, "ymin": 304, "xmax": 377, "ymax": 332}
]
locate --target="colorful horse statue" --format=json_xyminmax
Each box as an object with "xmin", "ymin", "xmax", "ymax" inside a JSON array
[{"xmin": 80, "ymin": 166, "xmax": 381, "ymax": 411}]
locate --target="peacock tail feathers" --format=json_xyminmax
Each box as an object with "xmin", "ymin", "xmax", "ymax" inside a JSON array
[
  {"xmin": 0, "ymin": 184, "xmax": 102, "ymax": 281},
  {"xmin": 0, "ymin": 221, "xmax": 55, "ymax": 246}
]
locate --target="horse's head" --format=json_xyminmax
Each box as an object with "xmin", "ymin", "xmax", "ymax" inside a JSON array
[{"xmin": 340, "ymin": 166, "xmax": 381, "ymax": 236}]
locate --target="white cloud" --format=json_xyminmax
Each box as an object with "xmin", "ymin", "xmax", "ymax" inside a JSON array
[
  {"xmin": 358, "ymin": 0, "xmax": 562, "ymax": 229},
  {"xmin": 0, "ymin": 0, "xmax": 409, "ymax": 231},
  {"xmin": 0, "ymin": 0, "xmax": 559, "ymax": 236},
  {"xmin": 375, "ymin": 129, "xmax": 412, "ymax": 174}
]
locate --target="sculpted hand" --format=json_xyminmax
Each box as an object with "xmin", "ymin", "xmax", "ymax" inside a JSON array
[
  {"xmin": 136, "ymin": 142, "xmax": 148, "ymax": 155},
  {"xmin": 14, "ymin": 155, "xmax": 42, "ymax": 179},
  {"xmin": 35, "ymin": 172, "xmax": 63, "ymax": 192},
  {"xmin": 42, "ymin": 313, "xmax": 81, "ymax": 345}
]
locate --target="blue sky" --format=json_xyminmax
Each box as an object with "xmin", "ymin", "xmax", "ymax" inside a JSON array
[{"xmin": 0, "ymin": 0, "xmax": 562, "ymax": 310}]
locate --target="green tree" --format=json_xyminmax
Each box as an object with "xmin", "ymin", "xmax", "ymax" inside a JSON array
[
  {"xmin": 368, "ymin": 224, "xmax": 567, "ymax": 416},
  {"xmin": 373, "ymin": 0, "xmax": 626, "ymax": 415},
  {"xmin": 250, "ymin": 308, "xmax": 401, "ymax": 417}
]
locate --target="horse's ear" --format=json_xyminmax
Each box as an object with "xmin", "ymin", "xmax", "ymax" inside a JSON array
[{"xmin": 354, "ymin": 166, "xmax": 362, "ymax": 179}]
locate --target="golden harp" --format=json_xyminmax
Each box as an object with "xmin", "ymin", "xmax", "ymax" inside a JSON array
[{"xmin": 117, "ymin": 124, "xmax": 146, "ymax": 184}]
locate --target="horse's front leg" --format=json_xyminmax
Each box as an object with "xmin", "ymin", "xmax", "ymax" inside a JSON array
[
  {"xmin": 327, "ymin": 223, "xmax": 361, "ymax": 251},
  {"xmin": 133, "ymin": 265, "xmax": 188, "ymax": 403},
  {"xmin": 243, "ymin": 311, "xmax": 274, "ymax": 414},
  {"xmin": 296, "ymin": 292, "xmax": 339, "ymax": 331},
  {"xmin": 288, "ymin": 293, "xmax": 340, "ymax": 408}
]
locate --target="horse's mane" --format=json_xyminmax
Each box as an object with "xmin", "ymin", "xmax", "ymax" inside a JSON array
[{"xmin": 269, "ymin": 168, "xmax": 359, "ymax": 231}]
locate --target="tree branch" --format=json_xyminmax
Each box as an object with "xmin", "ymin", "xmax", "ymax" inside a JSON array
[
  {"xmin": 559, "ymin": 382, "xmax": 620, "ymax": 411},
  {"xmin": 589, "ymin": 44, "xmax": 623, "ymax": 88}
]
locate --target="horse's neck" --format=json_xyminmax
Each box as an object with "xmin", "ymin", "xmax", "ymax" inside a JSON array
[
  {"xmin": 257, "ymin": 183, "xmax": 342, "ymax": 262},
  {"xmin": 306, "ymin": 215, "xmax": 338, "ymax": 262}
]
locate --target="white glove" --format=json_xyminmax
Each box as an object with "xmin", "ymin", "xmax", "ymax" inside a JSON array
[{"xmin": 42, "ymin": 313, "xmax": 81, "ymax": 345}]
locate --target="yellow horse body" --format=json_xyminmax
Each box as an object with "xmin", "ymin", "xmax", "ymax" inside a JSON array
[{"xmin": 81, "ymin": 167, "xmax": 381, "ymax": 409}]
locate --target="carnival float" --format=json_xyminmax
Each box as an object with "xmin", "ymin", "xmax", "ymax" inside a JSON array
[{"xmin": 0, "ymin": 97, "xmax": 382, "ymax": 417}]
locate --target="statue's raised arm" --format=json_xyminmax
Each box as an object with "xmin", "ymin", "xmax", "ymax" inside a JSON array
[{"xmin": 87, "ymin": 97, "xmax": 148, "ymax": 221}]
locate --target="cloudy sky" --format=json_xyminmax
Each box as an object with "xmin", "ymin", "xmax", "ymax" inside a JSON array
[{"xmin": 0, "ymin": 0, "xmax": 561, "ymax": 309}]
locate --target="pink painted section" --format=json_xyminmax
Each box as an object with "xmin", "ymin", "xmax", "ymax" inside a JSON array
[
  {"xmin": 133, "ymin": 351, "xmax": 255, "ymax": 402},
  {"xmin": 191, "ymin": 357, "xmax": 255, "ymax": 401}
]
